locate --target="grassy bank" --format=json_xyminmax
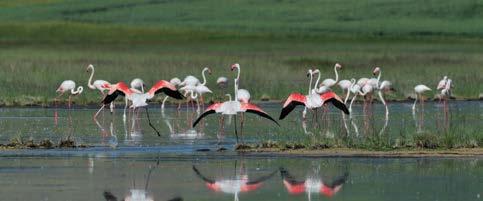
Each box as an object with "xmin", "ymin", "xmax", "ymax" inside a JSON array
[{"xmin": 0, "ymin": 0, "xmax": 482, "ymax": 105}]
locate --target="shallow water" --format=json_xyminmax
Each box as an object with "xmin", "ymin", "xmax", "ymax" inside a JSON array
[
  {"xmin": 0, "ymin": 155, "xmax": 481, "ymax": 201},
  {"xmin": 0, "ymin": 101, "xmax": 481, "ymax": 149},
  {"xmin": 0, "ymin": 102, "xmax": 482, "ymax": 200}
]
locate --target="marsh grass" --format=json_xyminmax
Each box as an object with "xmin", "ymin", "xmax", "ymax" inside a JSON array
[{"xmin": 0, "ymin": 0, "xmax": 482, "ymax": 105}]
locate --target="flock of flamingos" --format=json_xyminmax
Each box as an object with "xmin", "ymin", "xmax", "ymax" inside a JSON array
[{"xmin": 55, "ymin": 63, "xmax": 453, "ymax": 143}]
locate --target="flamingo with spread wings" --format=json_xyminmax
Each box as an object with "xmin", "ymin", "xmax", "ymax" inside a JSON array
[
  {"xmin": 100, "ymin": 80, "xmax": 184, "ymax": 136},
  {"xmin": 192, "ymin": 63, "xmax": 278, "ymax": 144},
  {"xmin": 279, "ymin": 91, "xmax": 349, "ymax": 120}
]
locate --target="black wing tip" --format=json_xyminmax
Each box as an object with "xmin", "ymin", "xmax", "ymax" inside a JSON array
[
  {"xmin": 103, "ymin": 191, "xmax": 118, "ymax": 201},
  {"xmin": 167, "ymin": 197, "xmax": 183, "ymax": 201}
]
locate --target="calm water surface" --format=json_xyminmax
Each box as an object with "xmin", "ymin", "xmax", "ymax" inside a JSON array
[{"xmin": 0, "ymin": 155, "xmax": 481, "ymax": 201}]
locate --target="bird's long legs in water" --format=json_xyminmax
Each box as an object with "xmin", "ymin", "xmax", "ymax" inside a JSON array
[
  {"xmin": 234, "ymin": 115, "xmax": 239, "ymax": 144},
  {"xmin": 240, "ymin": 113, "xmax": 245, "ymax": 144},
  {"xmin": 145, "ymin": 107, "xmax": 161, "ymax": 136}
]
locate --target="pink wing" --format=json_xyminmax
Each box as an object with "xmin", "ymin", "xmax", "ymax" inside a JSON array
[
  {"xmin": 279, "ymin": 93, "xmax": 307, "ymax": 120},
  {"xmin": 192, "ymin": 103, "xmax": 223, "ymax": 127},
  {"xmin": 102, "ymin": 82, "xmax": 132, "ymax": 105},
  {"xmin": 148, "ymin": 80, "xmax": 184, "ymax": 100},
  {"xmin": 241, "ymin": 103, "xmax": 279, "ymax": 126},
  {"xmin": 320, "ymin": 91, "xmax": 349, "ymax": 114}
]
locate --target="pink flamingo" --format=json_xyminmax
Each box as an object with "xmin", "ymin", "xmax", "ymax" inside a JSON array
[
  {"xmin": 101, "ymin": 80, "xmax": 184, "ymax": 136},
  {"xmin": 192, "ymin": 63, "xmax": 278, "ymax": 144},
  {"xmin": 279, "ymin": 76, "xmax": 349, "ymax": 121},
  {"xmin": 56, "ymin": 80, "xmax": 83, "ymax": 108}
]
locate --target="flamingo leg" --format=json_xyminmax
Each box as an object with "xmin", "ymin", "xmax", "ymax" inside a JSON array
[
  {"xmin": 240, "ymin": 113, "xmax": 245, "ymax": 144},
  {"xmin": 218, "ymin": 115, "xmax": 225, "ymax": 144},
  {"xmin": 109, "ymin": 102, "xmax": 114, "ymax": 114},
  {"xmin": 67, "ymin": 95, "xmax": 72, "ymax": 109},
  {"xmin": 234, "ymin": 115, "xmax": 239, "ymax": 144},
  {"xmin": 94, "ymin": 105, "xmax": 105, "ymax": 120},
  {"xmin": 145, "ymin": 107, "xmax": 161, "ymax": 136},
  {"xmin": 123, "ymin": 97, "xmax": 128, "ymax": 121}
]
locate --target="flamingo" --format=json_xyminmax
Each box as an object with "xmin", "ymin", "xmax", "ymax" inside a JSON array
[
  {"xmin": 161, "ymin": 77, "xmax": 182, "ymax": 110},
  {"xmin": 217, "ymin": 76, "xmax": 229, "ymax": 100},
  {"xmin": 337, "ymin": 79, "xmax": 352, "ymax": 104},
  {"xmin": 237, "ymin": 89, "xmax": 251, "ymax": 103},
  {"xmin": 193, "ymin": 165, "xmax": 276, "ymax": 201},
  {"xmin": 86, "ymin": 64, "xmax": 111, "ymax": 94},
  {"xmin": 56, "ymin": 80, "xmax": 83, "ymax": 108},
  {"xmin": 86, "ymin": 64, "xmax": 114, "ymax": 115},
  {"xmin": 412, "ymin": 84, "xmax": 432, "ymax": 112},
  {"xmin": 321, "ymin": 63, "xmax": 342, "ymax": 88},
  {"xmin": 440, "ymin": 79, "xmax": 452, "ymax": 112},
  {"xmin": 280, "ymin": 69, "xmax": 349, "ymax": 120},
  {"xmin": 130, "ymin": 78, "xmax": 146, "ymax": 93},
  {"xmin": 280, "ymin": 168, "xmax": 347, "ymax": 201},
  {"xmin": 101, "ymin": 80, "xmax": 184, "ymax": 136},
  {"xmin": 378, "ymin": 80, "xmax": 394, "ymax": 117},
  {"xmin": 437, "ymin": 76, "xmax": 448, "ymax": 91},
  {"xmin": 192, "ymin": 63, "xmax": 278, "ymax": 144},
  {"xmin": 348, "ymin": 82, "xmax": 363, "ymax": 116}
]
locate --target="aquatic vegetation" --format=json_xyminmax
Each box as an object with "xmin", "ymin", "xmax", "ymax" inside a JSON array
[{"xmin": 0, "ymin": 137, "xmax": 88, "ymax": 149}]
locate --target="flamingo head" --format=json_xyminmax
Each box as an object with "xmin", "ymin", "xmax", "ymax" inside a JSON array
[
  {"xmin": 231, "ymin": 63, "xmax": 240, "ymax": 71},
  {"xmin": 204, "ymin": 67, "xmax": 212, "ymax": 75},
  {"xmin": 335, "ymin": 63, "xmax": 342, "ymax": 69},
  {"xmin": 312, "ymin": 69, "xmax": 320, "ymax": 75},
  {"xmin": 86, "ymin": 64, "xmax": 94, "ymax": 72},
  {"xmin": 306, "ymin": 69, "xmax": 313, "ymax": 77},
  {"xmin": 443, "ymin": 75, "xmax": 448, "ymax": 80},
  {"xmin": 373, "ymin": 67, "xmax": 380, "ymax": 75}
]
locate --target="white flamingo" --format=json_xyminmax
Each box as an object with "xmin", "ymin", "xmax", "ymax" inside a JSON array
[
  {"xmin": 56, "ymin": 80, "xmax": 83, "ymax": 108},
  {"xmin": 321, "ymin": 63, "xmax": 342, "ymax": 88},
  {"xmin": 130, "ymin": 78, "xmax": 145, "ymax": 93},
  {"xmin": 86, "ymin": 64, "xmax": 114, "ymax": 116},
  {"xmin": 412, "ymin": 84, "xmax": 432, "ymax": 112},
  {"xmin": 338, "ymin": 79, "xmax": 352, "ymax": 103}
]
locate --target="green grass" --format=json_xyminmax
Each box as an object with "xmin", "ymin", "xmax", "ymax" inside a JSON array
[{"xmin": 0, "ymin": 0, "xmax": 482, "ymax": 105}]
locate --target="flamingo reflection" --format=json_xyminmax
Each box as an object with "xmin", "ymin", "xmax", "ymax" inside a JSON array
[
  {"xmin": 280, "ymin": 168, "xmax": 348, "ymax": 201},
  {"xmin": 192, "ymin": 161, "xmax": 276, "ymax": 201},
  {"xmin": 103, "ymin": 158, "xmax": 182, "ymax": 201}
]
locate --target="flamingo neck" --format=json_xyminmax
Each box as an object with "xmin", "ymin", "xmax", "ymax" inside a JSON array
[
  {"xmin": 87, "ymin": 66, "xmax": 95, "ymax": 89},
  {"xmin": 349, "ymin": 92, "xmax": 358, "ymax": 113},
  {"xmin": 375, "ymin": 70, "xmax": 382, "ymax": 88},
  {"xmin": 308, "ymin": 72, "xmax": 313, "ymax": 94},
  {"xmin": 344, "ymin": 80, "xmax": 355, "ymax": 104},
  {"xmin": 334, "ymin": 65, "xmax": 339, "ymax": 83},
  {"xmin": 412, "ymin": 94, "xmax": 418, "ymax": 111},
  {"xmin": 313, "ymin": 71, "xmax": 321, "ymax": 92},
  {"xmin": 226, "ymin": 94, "xmax": 232, "ymax": 101},
  {"xmin": 378, "ymin": 91, "xmax": 388, "ymax": 116},
  {"xmin": 71, "ymin": 86, "xmax": 83, "ymax": 95},
  {"xmin": 201, "ymin": 68, "xmax": 208, "ymax": 85},
  {"xmin": 234, "ymin": 66, "xmax": 240, "ymax": 100},
  {"xmin": 190, "ymin": 90, "xmax": 198, "ymax": 99}
]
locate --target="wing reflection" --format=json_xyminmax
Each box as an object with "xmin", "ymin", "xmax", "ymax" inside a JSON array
[
  {"xmin": 280, "ymin": 167, "xmax": 348, "ymax": 201},
  {"xmin": 193, "ymin": 160, "xmax": 276, "ymax": 201}
]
